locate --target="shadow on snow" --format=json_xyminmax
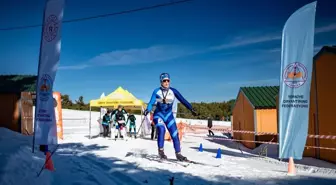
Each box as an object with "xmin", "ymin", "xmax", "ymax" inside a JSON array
[{"xmin": 45, "ymin": 142, "xmax": 336, "ymax": 185}]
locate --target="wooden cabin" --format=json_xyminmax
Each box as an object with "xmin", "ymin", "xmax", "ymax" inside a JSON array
[
  {"xmin": 232, "ymin": 86, "xmax": 279, "ymax": 149},
  {"xmin": 0, "ymin": 75, "xmax": 36, "ymax": 135},
  {"xmin": 309, "ymin": 46, "xmax": 336, "ymax": 163}
]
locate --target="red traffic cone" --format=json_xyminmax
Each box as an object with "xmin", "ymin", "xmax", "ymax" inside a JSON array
[{"xmin": 44, "ymin": 151, "xmax": 55, "ymax": 171}]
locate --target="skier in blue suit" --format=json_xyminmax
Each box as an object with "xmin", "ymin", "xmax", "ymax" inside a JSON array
[{"xmin": 144, "ymin": 73, "xmax": 198, "ymax": 161}]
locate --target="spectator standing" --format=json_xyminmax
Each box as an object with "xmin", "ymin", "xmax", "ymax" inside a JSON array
[{"xmin": 207, "ymin": 117, "xmax": 214, "ymax": 136}]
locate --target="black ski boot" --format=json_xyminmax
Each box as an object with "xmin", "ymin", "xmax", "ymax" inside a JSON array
[
  {"xmin": 158, "ymin": 149, "xmax": 167, "ymax": 160},
  {"xmin": 176, "ymin": 152, "xmax": 187, "ymax": 161}
]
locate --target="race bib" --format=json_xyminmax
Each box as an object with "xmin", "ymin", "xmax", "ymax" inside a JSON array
[{"xmin": 118, "ymin": 120, "xmax": 125, "ymax": 124}]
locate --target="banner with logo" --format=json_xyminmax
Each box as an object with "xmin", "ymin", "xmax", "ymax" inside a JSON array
[
  {"xmin": 34, "ymin": 0, "xmax": 65, "ymax": 145},
  {"xmin": 138, "ymin": 107, "xmax": 151, "ymax": 135},
  {"xmin": 53, "ymin": 92, "xmax": 63, "ymax": 140},
  {"xmin": 279, "ymin": 1, "xmax": 316, "ymax": 159}
]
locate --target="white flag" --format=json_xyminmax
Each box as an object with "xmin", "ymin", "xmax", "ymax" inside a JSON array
[
  {"xmin": 279, "ymin": 1, "xmax": 316, "ymax": 159},
  {"xmin": 34, "ymin": 0, "xmax": 65, "ymax": 145},
  {"xmin": 141, "ymin": 107, "xmax": 151, "ymax": 135},
  {"xmin": 100, "ymin": 92, "xmax": 106, "ymax": 115}
]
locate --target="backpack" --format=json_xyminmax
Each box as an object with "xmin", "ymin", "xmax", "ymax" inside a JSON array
[{"xmin": 129, "ymin": 115, "xmax": 136, "ymax": 122}]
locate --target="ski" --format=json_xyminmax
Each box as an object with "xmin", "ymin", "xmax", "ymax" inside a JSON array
[
  {"xmin": 166, "ymin": 158, "xmax": 221, "ymax": 167},
  {"xmin": 158, "ymin": 158, "xmax": 190, "ymax": 167},
  {"xmin": 141, "ymin": 155, "xmax": 220, "ymax": 168}
]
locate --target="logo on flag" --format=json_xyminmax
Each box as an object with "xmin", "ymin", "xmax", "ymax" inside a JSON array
[
  {"xmin": 44, "ymin": 15, "xmax": 59, "ymax": 42},
  {"xmin": 38, "ymin": 74, "xmax": 53, "ymax": 101},
  {"xmin": 283, "ymin": 62, "xmax": 308, "ymax": 88}
]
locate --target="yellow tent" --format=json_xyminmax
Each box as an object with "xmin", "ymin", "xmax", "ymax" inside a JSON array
[
  {"xmin": 89, "ymin": 86, "xmax": 146, "ymax": 109},
  {"xmin": 88, "ymin": 86, "xmax": 146, "ymax": 139}
]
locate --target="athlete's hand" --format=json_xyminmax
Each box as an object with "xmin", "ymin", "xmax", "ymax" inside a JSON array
[
  {"xmin": 191, "ymin": 109, "xmax": 199, "ymax": 116},
  {"xmin": 143, "ymin": 110, "xmax": 149, "ymax": 116}
]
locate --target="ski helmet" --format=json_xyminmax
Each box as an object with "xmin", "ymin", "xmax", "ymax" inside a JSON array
[{"xmin": 160, "ymin": 73, "xmax": 170, "ymax": 82}]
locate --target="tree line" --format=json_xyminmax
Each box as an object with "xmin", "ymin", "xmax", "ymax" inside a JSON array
[{"xmin": 61, "ymin": 94, "xmax": 235, "ymax": 120}]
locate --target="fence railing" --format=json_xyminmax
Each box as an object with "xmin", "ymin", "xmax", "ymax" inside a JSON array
[{"xmin": 184, "ymin": 125, "xmax": 336, "ymax": 151}]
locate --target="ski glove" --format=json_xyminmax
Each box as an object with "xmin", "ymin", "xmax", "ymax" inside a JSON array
[
  {"xmin": 191, "ymin": 109, "xmax": 199, "ymax": 116},
  {"xmin": 144, "ymin": 109, "xmax": 149, "ymax": 116}
]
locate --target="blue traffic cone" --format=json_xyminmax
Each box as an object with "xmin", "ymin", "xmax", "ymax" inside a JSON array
[
  {"xmin": 199, "ymin": 143, "xmax": 203, "ymax": 152},
  {"xmin": 215, "ymin": 148, "xmax": 221, "ymax": 158}
]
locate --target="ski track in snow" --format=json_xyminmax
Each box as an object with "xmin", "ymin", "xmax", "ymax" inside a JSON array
[
  {"xmin": 1, "ymin": 130, "xmax": 336, "ymax": 185},
  {"xmin": 53, "ymin": 133, "xmax": 336, "ymax": 185}
]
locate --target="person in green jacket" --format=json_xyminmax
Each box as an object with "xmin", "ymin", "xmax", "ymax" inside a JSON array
[
  {"xmin": 102, "ymin": 111, "xmax": 111, "ymax": 138},
  {"xmin": 127, "ymin": 114, "xmax": 137, "ymax": 138}
]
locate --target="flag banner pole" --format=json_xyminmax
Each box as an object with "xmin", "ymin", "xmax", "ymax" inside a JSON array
[
  {"xmin": 278, "ymin": 1, "xmax": 317, "ymax": 160},
  {"xmin": 33, "ymin": 0, "xmax": 65, "ymax": 150}
]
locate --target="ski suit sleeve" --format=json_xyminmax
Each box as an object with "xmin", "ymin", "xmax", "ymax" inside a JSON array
[
  {"xmin": 111, "ymin": 109, "xmax": 116, "ymax": 117},
  {"xmin": 146, "ymin": 88, "xmax": 159, "ymax": 112},
  {"xmin": 170, "ymin": 87, "xmax": 193, "ymax": 111}
]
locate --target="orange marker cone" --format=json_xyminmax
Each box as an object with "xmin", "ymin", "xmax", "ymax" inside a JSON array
[
  {"xmin": 44, "ymin": 151, "xmax": 55, "ymax": 171},
  {"xmin": 287, "ymin": 157, "xmax": 296, "ymax": 176}
]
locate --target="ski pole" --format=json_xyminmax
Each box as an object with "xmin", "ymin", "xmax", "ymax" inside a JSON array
[{"xmin": 136, "ymin": 116, "xmax": 147, "ymax": 136}]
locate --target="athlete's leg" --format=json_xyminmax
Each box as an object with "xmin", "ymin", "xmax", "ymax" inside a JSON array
[
  {"xmin": 153, "ymin": 117, "xmax": 166, "ymax": 149},
  {"xmin": 165, "ymin": 115, "xmax": 181, "ymax": 153},
  {"xmin": 129, "ymin": 124, "xmax": 134, "ymax": 137},
  {"xmin": 151, "ymin": 124, "xmax": 154, "ymax": 139},
  {"xmin": 121, "ymin": 125, "xmax": 127, "ymax": 140},
  {"xmin": 114, "ymin": 123, "xmax": 119, "ymax": 138},
  {"xmin": 133, "ymin": 126, "xmax": 136, "ymax": 137}
]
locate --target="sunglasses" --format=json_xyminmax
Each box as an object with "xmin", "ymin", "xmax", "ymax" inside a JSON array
[{"xmin": 162, "ymin": 80, "xmax": 170, "ymax": 83}]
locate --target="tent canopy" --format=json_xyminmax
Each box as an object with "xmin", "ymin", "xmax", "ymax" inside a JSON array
[{"xmin": 90, "ymin": 86, "xmax": 146, "ymax": 109}]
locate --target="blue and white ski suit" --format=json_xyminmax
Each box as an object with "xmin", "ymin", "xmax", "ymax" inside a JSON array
[{"xmin": 145, "ymin": 87, "xmax": 193, "ymax": 153}]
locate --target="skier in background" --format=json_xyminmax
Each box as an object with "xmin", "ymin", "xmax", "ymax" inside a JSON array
[
  {"xmin": 102, "ymin": 111, "xmax": 111, "ymax": 138},
  {"xmin": 144, "ymin": 73, "xmax": 198, "ymax": 161},
  {"xmin": 207, "ymin": 117, "xmax": 214, "ymax": 136},
  {"xmin": 126, "ymin": 114, "xmax": 137, "ymax": 138},
  {"xmin": 111, "ymin": 105, "xmax": 128, "ymax": 139}
]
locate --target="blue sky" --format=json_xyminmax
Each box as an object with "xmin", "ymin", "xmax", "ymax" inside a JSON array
[{"xmin": 0, "ymin": 0, "xmax": 335, "ymax": 103}]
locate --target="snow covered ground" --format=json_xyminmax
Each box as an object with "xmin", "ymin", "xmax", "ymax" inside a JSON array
[{"xmin": 1, "ymin": 109, "xmax": 336, "ymax": 185}]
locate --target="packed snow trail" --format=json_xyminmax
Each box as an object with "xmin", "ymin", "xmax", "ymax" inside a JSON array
[
  {"xmin": 53, "ymin": 150, "xmax": 142, "ymax": 185},
  {"xmin": 1, "ymin": 128, "xmax": 336, "ymax": 185}
]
